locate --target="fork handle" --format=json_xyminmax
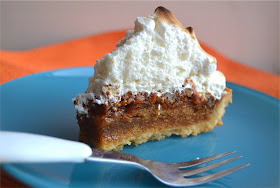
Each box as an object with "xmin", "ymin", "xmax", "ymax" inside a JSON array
[{"xmin": 0, "ymin": 131, "xmax": 92, "ymax": 163}]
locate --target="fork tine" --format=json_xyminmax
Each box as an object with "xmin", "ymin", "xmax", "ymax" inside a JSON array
[
  {"xmin": 182, "ymin": 155, "xmax": 242, "ymax": 177},
  {"xmin": 179, "ymin": 163, "xmax": 250, "ymax": 186},
  {"xmin": 177, "ymin": 151, "xmax": 235, "ymax": 169}
]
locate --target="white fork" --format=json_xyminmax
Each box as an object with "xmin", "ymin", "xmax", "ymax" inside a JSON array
[{"xmin": 0, "ymin": 131, "xmax": 249, "ymax": 187}]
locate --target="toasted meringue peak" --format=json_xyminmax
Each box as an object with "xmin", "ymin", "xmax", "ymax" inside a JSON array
[
  {"xmin": 154, "ymin": 6, "xmax": 185, "ymax": 30},
  {"xmin": 154, "ymin": 7, "xmax": 195, "ymax": 39}
]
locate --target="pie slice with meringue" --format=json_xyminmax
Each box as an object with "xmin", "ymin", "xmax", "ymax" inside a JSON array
[{"xmin": 73, "ymin": 6, "xmax": 232, "ymax": 151}]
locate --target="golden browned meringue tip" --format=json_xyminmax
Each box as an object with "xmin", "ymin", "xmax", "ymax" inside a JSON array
[{"xmin": 154, "ymin": 6, "xmax": 196, "ymax": 40}]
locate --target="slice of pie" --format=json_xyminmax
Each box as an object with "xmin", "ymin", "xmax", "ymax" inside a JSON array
[{"xmin": 73, "ymin": 6, "xmax": 232, "ymax": 151}]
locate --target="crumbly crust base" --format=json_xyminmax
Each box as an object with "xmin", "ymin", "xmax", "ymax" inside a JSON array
[{"xmin": 75, "ymin": 88, "xmax": 232, "ymax": 151}]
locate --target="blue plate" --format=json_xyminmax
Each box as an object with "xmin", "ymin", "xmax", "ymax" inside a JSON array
[{"xmin": 1, "ymin": 67, "xmax": 279, "ymax": 188}]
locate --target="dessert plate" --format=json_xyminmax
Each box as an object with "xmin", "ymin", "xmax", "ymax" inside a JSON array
[{"xmin": 1, "ymin": 67, "xmax": 279, "ymax": 188}]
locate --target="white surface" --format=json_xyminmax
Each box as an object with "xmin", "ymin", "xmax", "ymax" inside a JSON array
[
  {"xmin": 1, "ymin": 1, "xmax": 279, "ymax": 74},
  {"xmin": 84, "ymin": 11, "xmax": 225, "ymax": 105},
  {"xmin": 0, "ymin": 131, "xmax": 92, "ymax": 163}
]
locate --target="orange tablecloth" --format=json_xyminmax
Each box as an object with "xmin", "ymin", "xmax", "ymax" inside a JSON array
[
  {"xmin": 0, "ymin": 30, "xmax": 279, "ymax": 187},
  {"xmin": 1, "ymin": 30, "xmax": 279, "ymax": 98}
]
